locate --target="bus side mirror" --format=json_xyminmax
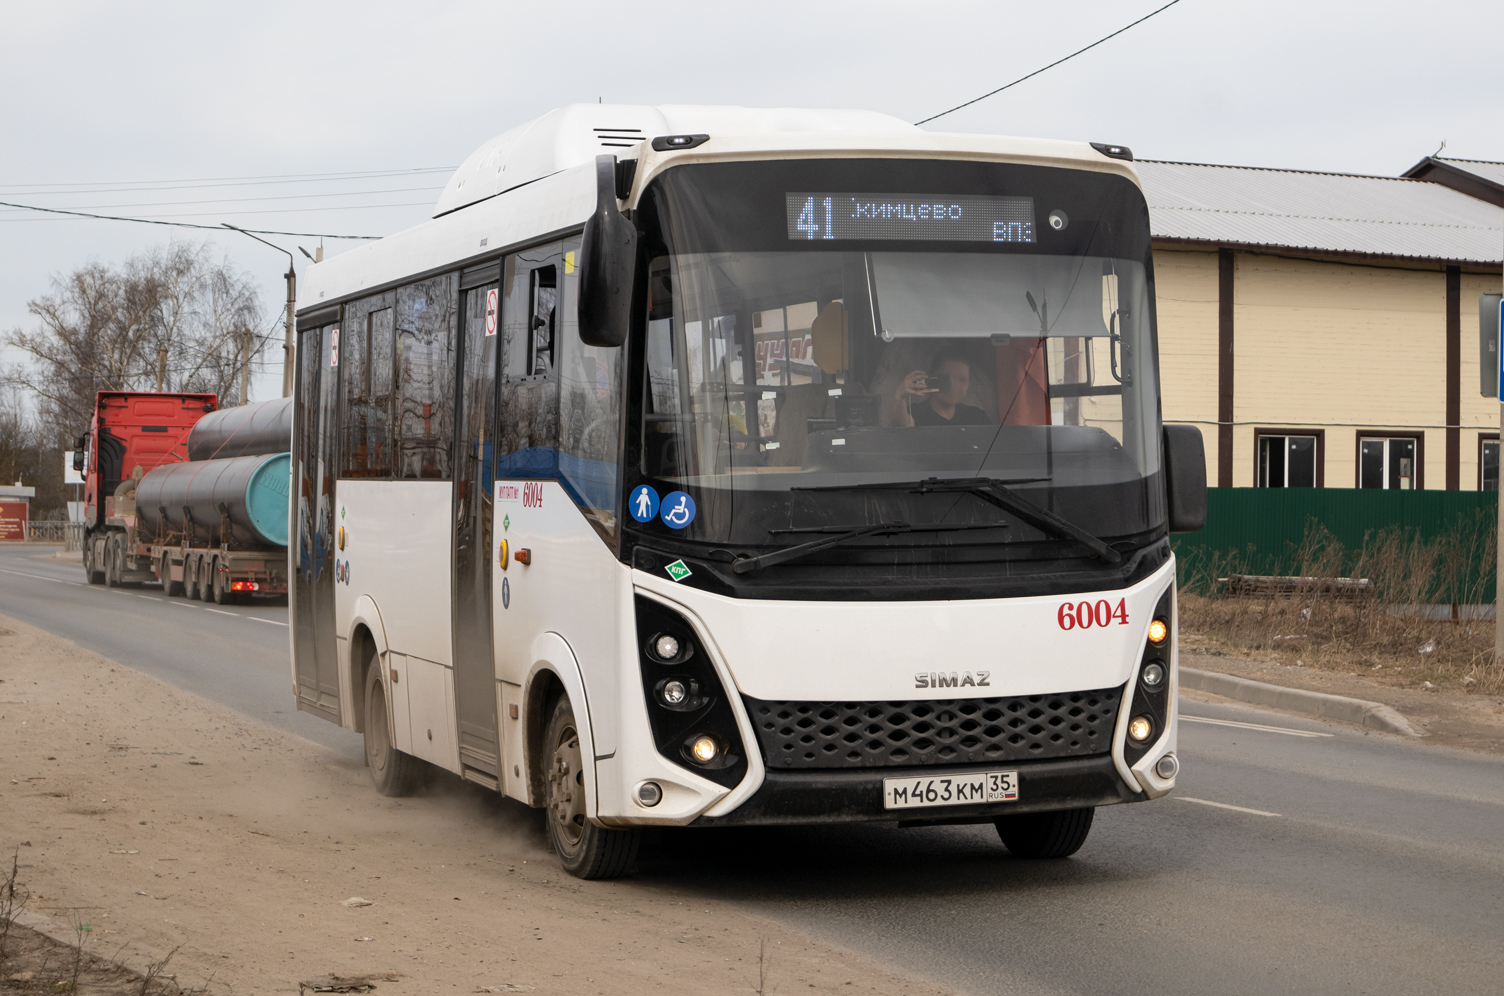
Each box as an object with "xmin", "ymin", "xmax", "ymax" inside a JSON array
[
  {"xmin": 577, "ymin": 154, "xmax": 640, "ymax": 348},
  {"xmin": 1163, "ymin": 424, "xmax": 1207, "ymax": 533}
]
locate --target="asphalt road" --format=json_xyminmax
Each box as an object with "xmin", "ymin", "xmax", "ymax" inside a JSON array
[{"xmin": 4, "ymin": 543, "xmax": 1502, "ymax": 995}]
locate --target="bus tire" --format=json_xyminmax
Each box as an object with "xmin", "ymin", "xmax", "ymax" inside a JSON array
[
  {"xmin": 364, "ymin": 664, "xmax": 424, "ymax": 797},
  {"xmin": 544, "ymin": 694, "xmax": 639, "ymax": 880},
  {"xmin": 994, "ymin": 807, "xmax": 1095, "ymax": 859}
]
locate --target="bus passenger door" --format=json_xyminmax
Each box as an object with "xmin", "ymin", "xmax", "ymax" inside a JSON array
[
  {"xmin": 453, "ymin": 268, "xmax": 502, "ymax": 782},
  {"xmin": 293, "ymin": 318, "xmax": 342, "ymax": 723}
]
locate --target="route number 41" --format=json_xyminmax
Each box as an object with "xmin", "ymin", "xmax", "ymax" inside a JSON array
[{"xmin": 1058, "ymin": 598, "xmax": 1129, "ymax": 630}]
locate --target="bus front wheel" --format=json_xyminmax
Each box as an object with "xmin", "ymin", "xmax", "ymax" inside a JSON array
[
  {"xmin": 995, "ymin": 807, "xmax": 1095, "ymax": 859},
  {"xmin": 544, "ymin": 695, "xmax": 639, "ymax": 880},
  {"xmin": 363, "ymin": 664, "xmax": 424, "ymax": 797}
]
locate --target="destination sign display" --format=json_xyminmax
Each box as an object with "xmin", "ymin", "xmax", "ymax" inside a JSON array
[{"xmin": 786, "ymin": 193, "xmax": 1035, "ymax": 243}]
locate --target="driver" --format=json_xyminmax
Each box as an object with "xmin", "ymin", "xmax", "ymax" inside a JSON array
[{"xmin": 885, "ymin": 350, "xmax": 992, "ymax": 427}]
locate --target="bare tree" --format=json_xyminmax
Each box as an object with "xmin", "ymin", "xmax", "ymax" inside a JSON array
[{"xmin": 4, "ymin": 240, "xmax": 265, "ymax": 439}]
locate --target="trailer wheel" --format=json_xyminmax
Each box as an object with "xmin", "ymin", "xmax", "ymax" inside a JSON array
[
  {"xmin": 104, "ymin": 535, "xmax": 122, "ymax": 588},
  {"xmin": 84, "ymin": 536, "xmax": 105, "ymax": 585},
  {"xmin": 212, "ymin": 562, "xmax": 232, "ymax": 604},
  {"xmin": 184, "ymin": 555, "xmax": 201, "ymax": 600},
  {"xmin": 544, "ymin": 694, "xmax": 640, "ymax": 880},
  {"xmin": 160, "ymin": 552, "xmax": 183, "ymax": 597},
  {"xmin": 364, "ymin": 663, "xmax": 424, "ymax": 797},
  {"xmin": 994, "ymin": 807, "xmax": 1095, "ymax": 859},
  {"xmin": 198, "ymin": 557, "xmax": 216, "ymax": 602}
]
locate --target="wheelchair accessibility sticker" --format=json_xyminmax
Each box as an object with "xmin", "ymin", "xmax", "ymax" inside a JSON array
[
  {"xmin": 660, "ymin": 491, "xmax": 696, "ymax": 529},
  {"xmin": 629, "ymin": 485, "xmax": 659, "ymax": 523}
]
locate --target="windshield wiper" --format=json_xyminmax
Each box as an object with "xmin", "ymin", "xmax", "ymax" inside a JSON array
[
  {"xmin": 732, "ymin": 522, "xmax": 909, "ymax": 574},
  {"xmin": 792, "ymin": 477, "xmax": 1121, "ymax": 565},
  {"xmin": 733, "ymin": 518, "xmax": 1012, "ymax": 574}
]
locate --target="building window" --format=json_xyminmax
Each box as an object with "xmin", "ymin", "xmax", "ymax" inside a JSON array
[
  {"xmin": 1482, "ymin": 435, "xmax": 1499, "ymax": 492},
  {"xmin": 1357, "ymin": 435, "xmax": 1422, "ymax": 490},
  {"xmin": 1256, "ymin": 433, "xmax": 1320, "ymax": 488}
]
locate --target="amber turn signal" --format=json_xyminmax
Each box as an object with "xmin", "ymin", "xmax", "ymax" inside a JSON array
[{"xmin": 1147, "ymin": 618, "xmax": 1168, "ymax": 645}]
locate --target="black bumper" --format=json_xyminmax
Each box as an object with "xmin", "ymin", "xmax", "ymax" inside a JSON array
[{"xmin": 689, "ymin": 754, "xmax": 1144, "ymax": 828}]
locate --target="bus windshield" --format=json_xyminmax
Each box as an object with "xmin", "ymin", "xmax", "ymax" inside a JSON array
[{"xmin": 630, "ymin": 159, "xmax": 1164, "ymax": 558}]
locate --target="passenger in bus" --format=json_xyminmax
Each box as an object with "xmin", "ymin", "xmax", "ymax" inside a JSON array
[{"xmin": 884, "ymin": 350, "xmax": 993, "ymax": 427}]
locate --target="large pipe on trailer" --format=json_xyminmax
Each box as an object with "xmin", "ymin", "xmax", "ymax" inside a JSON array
[
  {"xmin": 186, "ymin": 397, "xmax": 293, "ymax": 462},
  {"xmin": 136, "ymin": 452, "xmax": 290, "ymax": 548}
]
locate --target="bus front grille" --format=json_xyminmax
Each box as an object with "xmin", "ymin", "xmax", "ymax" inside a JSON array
[{"xmin": 744, "ymin": 688, "xmax": 1121, "ymax": 770}]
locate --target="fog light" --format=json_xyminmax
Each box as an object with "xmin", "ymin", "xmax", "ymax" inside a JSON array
[
  {"xmin": 636, "ymin": 781, "xmax": 662, "ymax": 807},
  {"xmin": 1147, "ymin": 618, "xmax": 1168, "ymax": 645},
  {"xmin": 689, "ymin": 735, "xmax": 719, "ymax": 764},
  {"xmin": 653, "ymin": 634, "xmax": 680, "ymax": 661},
  {"xmin": 1141, "ymin": 661, "xmax": 1165, "ymax": 688},
  {"xmin": 1128, "ymin": 715, "xmax": 1153, "ymax": 742},
  {"xmin": 661, "ymin": 679, "xmax": 687, "ymax": 706},
  {"xmin": 1155, "ymin": 754, "xmax": 1179, "ymax": 779}
]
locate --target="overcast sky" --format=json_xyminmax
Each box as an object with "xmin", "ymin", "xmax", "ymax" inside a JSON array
[{"xmin": 3, "ymin": 0, "xmax": 1502, "ymax": 405}]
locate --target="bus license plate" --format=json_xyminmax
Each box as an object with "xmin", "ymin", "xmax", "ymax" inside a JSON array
[{"xmin": 882, "ymin": 770, "xmax": 1019, "ymax": 810}]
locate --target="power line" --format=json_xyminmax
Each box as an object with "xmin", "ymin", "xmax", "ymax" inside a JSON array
[
  {"xmin": 0, "ymin": 185, "xmax": 446, "ymax": 211},
  {"xmin": 0, "ymin": 166, "xmax": 456, "ymax": 193},
  {"xmin": 914, "ymin": 0, "xmax": 1185, "ymax": 126},
  {"xmin": 0, "ymin": 200, "xmax": 382, "ymax": 239}
]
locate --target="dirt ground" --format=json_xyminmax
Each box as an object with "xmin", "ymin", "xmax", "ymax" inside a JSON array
[
  {"xmin": 0, "ymin": 614, "xmax": 949, "ymax": 996},
  {"xmin": 1181, "ymin": 633, "xmax": 1504, "ymax": 754}
]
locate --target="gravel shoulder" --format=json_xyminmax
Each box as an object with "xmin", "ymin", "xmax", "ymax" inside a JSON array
[
  {"xmin": 0, "ymin": 613, "xmax": 948, "ymax": 996},
  {"xmin": 1180, "ymin": 640, "xmax": 1504, "ymax": 754}
]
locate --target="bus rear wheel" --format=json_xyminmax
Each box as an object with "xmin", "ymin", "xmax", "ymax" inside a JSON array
[
  {"xmin": 363, "ymin": 662, "xmax": 424, "ymax": 797},
  {"xmin": 994, "ymin": 807, "xmax": 1095, "ymax": 859},
  {"xmin": 544, "ymin": 694, "xmax": 639, "ymax": 880}
]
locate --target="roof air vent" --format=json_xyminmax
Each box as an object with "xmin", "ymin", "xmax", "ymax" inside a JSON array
[
  {"xmin": 594, "ymin": 127, "xmax": 644, "ymax": 148},
  {"xmin": 1091, "ymin": 142, "xmax": 1133, "ymax": 161},
  {"xmin": 651, "ymin": 134, "xmax": 710, "ymax": 152}
]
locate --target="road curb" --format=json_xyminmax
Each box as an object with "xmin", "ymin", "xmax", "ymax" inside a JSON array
[{"xmin": 1181, "ymin": 667, "xmax": 1419, "ymax": 737}]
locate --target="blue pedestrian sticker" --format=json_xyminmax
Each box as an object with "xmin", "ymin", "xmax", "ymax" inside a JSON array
[
  {"xmin": 629, "ymin": 485, "xmax": 660, "ymax": 523},
  {"xmin": 660, "ymin": 491, "xmax": 696, "ymax": 529},
  {"xmin": 501, "ymin": 576, "xmax": 510, "ymax": 610}
]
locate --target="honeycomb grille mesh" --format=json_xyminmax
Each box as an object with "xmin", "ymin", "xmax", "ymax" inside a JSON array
[{"xmin": 746, "ymin": 688, "xmax": 1121, "ymax": 770}]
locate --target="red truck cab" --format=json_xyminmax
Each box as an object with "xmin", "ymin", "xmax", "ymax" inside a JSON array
[{"xmin": 78, "ymin": 391, "xmax": 217, "ymax": 529}]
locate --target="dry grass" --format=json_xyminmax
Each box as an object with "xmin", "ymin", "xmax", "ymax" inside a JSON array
[{"xmin": 1179, "ymin": 511, "xmax": 1504, "ymax": 697}]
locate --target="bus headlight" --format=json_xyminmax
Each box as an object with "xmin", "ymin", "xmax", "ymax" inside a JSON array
[
  {"xmin": 1141, "ymin": 661, "xmax": 1165, "ymax": 688},
  {"xmin": 636, "ymin": 596, "xmax": 747, "ymax": 786},
  {"xmin": 688, "ymin": 735, "xmax": 719, "ymax": 764},
  {"xmin": 1128, "ymin": 716, "xmax": 1153, "ymax": 742}
]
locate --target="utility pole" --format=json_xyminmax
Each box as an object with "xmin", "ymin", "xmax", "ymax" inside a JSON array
[
  {"xmin": 156, "ymin": 345, "xmax": 167, "ymax": 392},
  {"xmin": 240, "ymin": 328, "xmax": 252, "ymax": 405},
  {"xmin": 222, "ymin": 223, "xmax": 296, "ymax": 402},
  {"xmin": 283, "ymin": 261, "xmax": 296, "ymax": 398}
]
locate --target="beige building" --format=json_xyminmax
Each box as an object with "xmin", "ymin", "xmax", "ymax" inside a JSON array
[{"xmin": 1137, "ymin": 157, "xmax": 1504, "ymax": 491}]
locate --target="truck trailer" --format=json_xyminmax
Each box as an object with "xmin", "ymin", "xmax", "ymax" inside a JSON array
[{"xmin": 76, "ymin": 391, "xmax": 292, "ymax": 603}]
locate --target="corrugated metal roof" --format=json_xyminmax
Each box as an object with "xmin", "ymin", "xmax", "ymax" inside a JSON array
[
  {"xmin": 1135, "ymin": 159, "xmax": 1503, "ymax": 264},
  {"xmin": 1435, "ymin": 157, "xmax": 1504, "ymax": 188}
]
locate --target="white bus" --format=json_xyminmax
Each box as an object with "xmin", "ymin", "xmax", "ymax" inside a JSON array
[{"xmin": 290, "ymin": 104, "xmax": 1206, "ymax": 879}]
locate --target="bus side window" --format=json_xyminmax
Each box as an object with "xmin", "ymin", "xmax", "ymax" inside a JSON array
[
  {"xmin": 340, "ymin": 294, "xmax": 395, "ymax": 478},
  {"xmin": 528, "ymin": 265, "xmax": 557, "ymax": 375},
  {"xmin": 394, "ymin": 274, "xmax": 457, "ymax": 480}
]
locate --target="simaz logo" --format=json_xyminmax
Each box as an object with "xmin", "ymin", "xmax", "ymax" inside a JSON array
[
  {"xmin": 522, "ymin": 482, "xmax": 544, "ymax": 508},
  {"xmin": 915, "ymin": 671, "xmax": 990, "ymax": 689}
]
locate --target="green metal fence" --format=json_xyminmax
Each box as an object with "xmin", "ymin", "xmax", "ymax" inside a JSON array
[{"xmin": 1170, "ymin": 488, "xmax": 1498, "ymax": 602}]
